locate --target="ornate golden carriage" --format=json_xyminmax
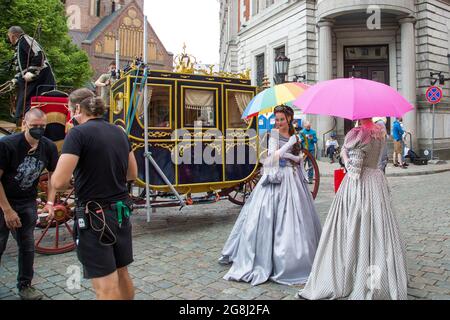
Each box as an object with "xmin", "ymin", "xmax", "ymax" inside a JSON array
[{"xmin": 110, "ymin": 67, "xmax": 263, "ymax": 205}]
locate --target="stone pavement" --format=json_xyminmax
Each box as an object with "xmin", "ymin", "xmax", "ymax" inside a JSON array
[
  {"xmin": 1, "ymin": 172, "xmax": 450, "ymax": 300},
  {"xmin": 317, "ymin": 159, "xmax": 450, "ymax": 177}
]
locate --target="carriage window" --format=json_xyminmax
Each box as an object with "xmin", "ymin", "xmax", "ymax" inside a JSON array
[
  {"xmin": 184, "ymin": 89, "xmax": 215, "ymax": 128},
  {"xmin": 137, "ymin": 85, "xmax": 171, "ymax": 128},
  {"xmin": 227, "ymin": 91, "xmax": 253, "ymax": 128}
]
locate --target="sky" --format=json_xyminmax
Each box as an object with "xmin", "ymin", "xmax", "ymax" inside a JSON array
[{"xmin": 144, "ymin": 0, "xmax": 220, "ymax": 65}]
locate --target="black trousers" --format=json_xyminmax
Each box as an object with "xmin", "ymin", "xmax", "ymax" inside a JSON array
[
  {"xmin": 326, "ymin": 145, "xmax": 336, "ymax": 160},
  {"xmin": 0, "ymin": 201, "xmax": 37, "ymax": 289}
]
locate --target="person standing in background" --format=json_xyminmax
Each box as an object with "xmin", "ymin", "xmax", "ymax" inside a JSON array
[
  {"xmin": 392, "ymin": 118, "xmax": 407, "ymax": 169},
  {"xmin": 300, "ymin": 121, "xmax": 317, "ymax": 184},
  {"xmin": 95, "ymin": 61, "xmax": 117, "ymax": 121},
  {"xmin": 374, "ymin": 117, "xmax": 389, "ymax": 174}
]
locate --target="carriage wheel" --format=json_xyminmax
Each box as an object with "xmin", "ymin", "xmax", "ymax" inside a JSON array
[
  {"xmin": 302, "ymin": 149, "xmax": 320, "ymax": 199},
  {"xmin": 224, "ymin": 166, "xmax": 262, "ymax": 206},
  {"xmin": 35, "ymin": 174, "xmax": 76, "ymax": 255},
  {"xmin": 35, "ymin": 205, "xmax": 76, "ymax": 255}
]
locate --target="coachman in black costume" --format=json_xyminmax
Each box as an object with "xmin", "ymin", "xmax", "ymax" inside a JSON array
[{"xmin": 7, "ymin": 26, "xmax": 56, "ymax": 123}]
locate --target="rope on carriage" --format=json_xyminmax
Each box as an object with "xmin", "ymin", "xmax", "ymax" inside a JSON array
[
  {"xmin": 0, "ymin": 81, "xmax": 15, "ymax": 95},
  {"xmin": 126, "ymin": 66, "xmax": 149, "ymax": 134},
  {"xmin": 125, "ymin": 63, "xmax": 143, "ymax": 126}
]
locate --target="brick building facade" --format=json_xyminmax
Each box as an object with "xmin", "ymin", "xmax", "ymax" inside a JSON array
[{"xmin": 65, "ymin": 0, "xmax": 173, "ymax": 79}]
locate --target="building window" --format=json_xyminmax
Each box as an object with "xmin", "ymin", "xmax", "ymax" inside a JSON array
[
  {"xmin": 344, "ymin": 45, "xmax": 388, "ymax": 61},
  {"xmin": 96, "ymin": 0, "xmax": 101, "ymax": 17},
  {"xmin": 252, "ymin": 0, "xmax": 262, "ymax": 16},
  {"xmin": 256, "ymin": 54, "xmax": 265, "ymax": 87},
  {"xmin": 274, "ymin": 45, "xmax": 285, "ymax": 67}
]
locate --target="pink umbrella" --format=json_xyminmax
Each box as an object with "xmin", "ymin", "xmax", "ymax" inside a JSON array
[{"xmin": 293, "ymin": 78, "xmax": 413, "ymax": 120}]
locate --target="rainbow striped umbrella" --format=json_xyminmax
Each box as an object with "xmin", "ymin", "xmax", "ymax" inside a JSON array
[{"xmin": 241, "ymin": 82, "xmax": 309, "ymax": 119}]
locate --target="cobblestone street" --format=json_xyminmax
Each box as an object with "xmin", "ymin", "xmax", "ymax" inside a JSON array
[{"xmin": 1, "ymin": 172, "xmax": 450, "ymax": 300}]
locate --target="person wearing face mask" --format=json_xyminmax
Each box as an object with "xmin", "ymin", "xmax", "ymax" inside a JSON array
[
  {"xmin": 7, "ymin": 26, "xmax": 56, "ymax": 124},
  {"xmin": 0, "ymin": 108, "xmax": 58, "ymax": 300},
  {"xmin": 51, "ymin": 89, "xmax": 138, "ymax": 300},
  {"xmin": 95, "ymin": 61, "xmax": 118, "ymax": 121}
]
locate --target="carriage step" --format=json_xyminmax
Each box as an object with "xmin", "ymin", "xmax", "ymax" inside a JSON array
[{"xmin": 132, "ymin": 195, "xmax": 228, "ymax": 209}]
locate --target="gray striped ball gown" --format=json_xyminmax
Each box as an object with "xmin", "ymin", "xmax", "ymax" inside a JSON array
[{"xmin": 298, "ymin": 124, "xmax": 408, "ymax": 300}]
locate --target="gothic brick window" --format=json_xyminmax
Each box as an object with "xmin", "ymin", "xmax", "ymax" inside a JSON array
[
  {"xmin": 96, "ymin": 0, "xmax": 101, "ymax": 17},
  {"xmin": 256, "ymin": 53, "xmax": 265, "ymax": 87}
]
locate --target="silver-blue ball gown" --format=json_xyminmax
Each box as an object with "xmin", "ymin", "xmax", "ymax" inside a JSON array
[{"xmin": 219, "ymin": 134, "xmax": 322, "ymax": 286}]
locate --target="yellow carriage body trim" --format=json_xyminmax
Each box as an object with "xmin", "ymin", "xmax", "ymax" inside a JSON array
[
  {"xmin": 126, "ymin": 69, "xmax": 251, "ymax": 82},
  {"xmin": 112, "ymin": 83, "xmax": 126, "ymax": 115}
]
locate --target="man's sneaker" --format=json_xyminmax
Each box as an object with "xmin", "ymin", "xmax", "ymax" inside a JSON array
[
  {"xmin": 393, "ymin": 163, "xmax": 399, "ymax": 167},
  {"xmin": 18, "ymin": 286, "xmax": 43, "ymax": 300}
]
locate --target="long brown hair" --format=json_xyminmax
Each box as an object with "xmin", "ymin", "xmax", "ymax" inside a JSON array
[{"xmin": 274, "ymin": 105, "xmax": 301, "ymax": 156}]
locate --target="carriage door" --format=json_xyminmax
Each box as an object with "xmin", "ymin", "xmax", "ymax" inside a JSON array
[
  {"xmin": 176, "ymin": 83, "xmax": 224, "ymax": 188},
  {"xmin": 130, "ymin": 80, "xmax": 176, "ymax": 188}
]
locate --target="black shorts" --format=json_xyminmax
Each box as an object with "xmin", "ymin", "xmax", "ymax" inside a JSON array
[{"xmin": 74, "ymin": 205, "xmax": 133, "ymax": 279}]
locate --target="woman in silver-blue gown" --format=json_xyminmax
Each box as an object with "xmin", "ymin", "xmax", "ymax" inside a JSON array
[{"xmin": 218, "ymin": 105, "xmax": 322, "ymax": 286}]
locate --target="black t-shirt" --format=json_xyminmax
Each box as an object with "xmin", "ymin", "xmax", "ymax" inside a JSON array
[
  {"xmin": 61, "ymin": 118, "xmax": 131, "ymax": 204},
  {"xmin": 0, "ymin": 133, "xmax": 58, "ymax": 204}
]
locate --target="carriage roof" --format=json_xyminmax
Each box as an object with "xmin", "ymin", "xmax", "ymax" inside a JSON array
[{"xmin": 121, "ymin": 68, "xmax": 253, "ymax": 86}]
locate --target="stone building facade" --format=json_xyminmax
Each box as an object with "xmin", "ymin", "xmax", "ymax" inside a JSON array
[
  {"xmin": 64, "ymin": 0, "xmax": 173, "ymax": 79},
  {"xmin": 219, "ymin": 0, "xmax": 450, "ymax": 159}
]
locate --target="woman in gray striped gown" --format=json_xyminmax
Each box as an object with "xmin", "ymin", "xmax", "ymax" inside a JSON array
[{"xmin": 297, "ymin": 118, "xmax": 408, "ymax": 300}]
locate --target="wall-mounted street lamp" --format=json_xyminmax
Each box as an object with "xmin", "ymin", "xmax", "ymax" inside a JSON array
[
  {"xmin": 430, "ymin": 54, "xmax": 450, "ymax": 85},
  {"xmin": 430, "ymin": 71, "xmax": 450, "ymax": 86},
  {"xmin": 274, "ymin": 53, "xmax": 290, "ymax": 84}
]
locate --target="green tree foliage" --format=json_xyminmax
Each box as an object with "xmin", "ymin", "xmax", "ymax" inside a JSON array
[{"xmin": 0, "ymin": 0, "xmax": 92, "ymax": 120}]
